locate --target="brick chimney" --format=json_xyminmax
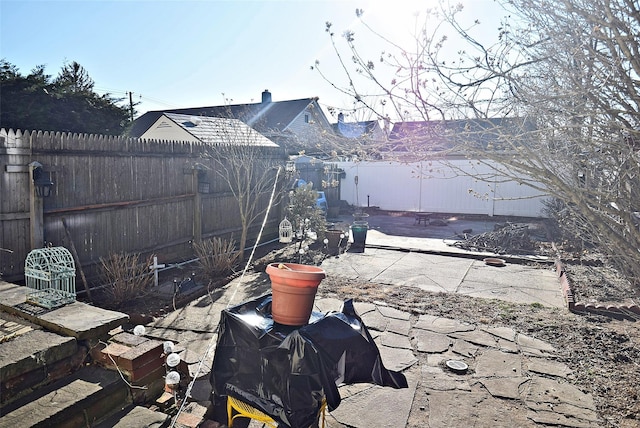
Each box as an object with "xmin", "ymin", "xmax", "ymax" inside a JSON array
[{"xmin": 262, "ymin": 89, "xmax": 272, "ymax": 104}]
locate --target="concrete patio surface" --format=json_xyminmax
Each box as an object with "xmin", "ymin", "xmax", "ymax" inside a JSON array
[
  {"xmin": 321, "ymin": 229, "xmax": 564, "ymax": 308},
  {"xmin": 141, "ymin": 214, "xmax": 590, "ymax": 427},
  {"xmin": 2, "ymin": 213, "xmax": 589, "ymax": 427},
  {"xmin": 321, "ymin": 213, "xmax": 564, "ymax": 309}
]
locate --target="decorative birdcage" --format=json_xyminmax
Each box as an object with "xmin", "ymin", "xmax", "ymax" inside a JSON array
[
  {"xmin": 25, "ymin": 246, "xmax": 76, "ymax": 309},
  {"xmin": 279, "ymin": 217, "xmax": 293, "ymax": 243}
]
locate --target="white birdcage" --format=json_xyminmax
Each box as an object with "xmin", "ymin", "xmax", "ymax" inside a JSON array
[
  {"xmin": 279, "ymin": 217, "xmax": 293, "ymax": 243},
  {"xmin": 25, "ymin": 246, "xmax": 76, "ymax": 309}
]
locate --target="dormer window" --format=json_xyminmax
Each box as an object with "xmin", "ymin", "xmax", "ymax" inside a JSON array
[{"xmin": 305, "ymin": 114, "xmax": 309, "ymax": 123}]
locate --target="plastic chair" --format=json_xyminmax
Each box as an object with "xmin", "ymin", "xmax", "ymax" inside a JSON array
[{"xmin": 227, "ymin": 395, "xmax": 326, "ymax": 428}]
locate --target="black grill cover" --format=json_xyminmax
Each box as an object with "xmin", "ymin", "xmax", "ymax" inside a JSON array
[{"xmin": 210, "ymin": 294, "xmax": 407, "ymax": 428}]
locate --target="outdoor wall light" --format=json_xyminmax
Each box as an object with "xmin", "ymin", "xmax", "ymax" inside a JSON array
[
  {"xmin": 197, "ymin": 181, "xmax": 210, "ymax": 194},
  {"xmin": 31, "ymin": 162, "xmax": 54, "ymax": 198},
  {"xmin": 196, "ymin": 168, "xmax": 210, "ymax": 194}
]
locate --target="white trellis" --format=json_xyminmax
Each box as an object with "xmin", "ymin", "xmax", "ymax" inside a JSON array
[{"xmin": 25, "ymin": 246, "xmax": 76, "ymax": 309}]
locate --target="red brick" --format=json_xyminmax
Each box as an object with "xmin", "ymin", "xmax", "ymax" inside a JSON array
[
  {"xmin": 132, "ymin": 361, "xmax": 165, "ymax": 384},
  {"xmin": 131, "ymin": 366, "xmax": 166, "ymax": 404},
  {"xmin": 100, "ymin": 342, "xmax": 131, "ymax": 359},
  {"xmin": 111, "ymin": 332, "xmax": 150, "ymax": 347},
  {"xmin": 583, "ymin": 304, "xmax": 598, "ymax": 315},
  {"xmin": 176, "ymin": 412, "xmax": 204, "ymax": 428},
  {"xmin": 555, "ymin": 261, "xmax": 565, "ymax": 277},
  {"xmin": 626, "ymin": 305, "xmax": 640, "ymax": 314},
  {"xmin": 572, "ymin": 303, "xmax": 586, "ymax": 312},
  {"xmin": 128, "ymin": 357, "xmax": 165, "ymax": 382},
  {"xmin": 108, "ymin": 339, "xmax": 164, "ymax": 371},
  {"xmin": 156, "ymin": 391, "xmax": 176, "ymax": 410}
]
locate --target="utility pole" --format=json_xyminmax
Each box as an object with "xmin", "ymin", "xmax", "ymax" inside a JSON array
[{"xmin": 129, "ymin": 91, "xmax": 134, "ymax": 122}]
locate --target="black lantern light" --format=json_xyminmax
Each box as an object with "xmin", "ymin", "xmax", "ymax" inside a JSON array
[
  {"xmin": 32, "ymin": 163, "xmax": 54, "ymax": 198},
  {"xmin": 196, "ymin": 168, "xmax": 210, "ymax": 194}
]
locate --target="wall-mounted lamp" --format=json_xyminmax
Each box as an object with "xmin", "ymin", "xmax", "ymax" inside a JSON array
[
  {"xmin": 196, "ymin": 169, "xmax": 209, "ymax": 194},
  {"xmin": 31, "ymin": 162, "xmax": 54, "ymax": 198},
  {"xmin": 197, "ymin": 181, "xmax": 210, "ymax": 194}
]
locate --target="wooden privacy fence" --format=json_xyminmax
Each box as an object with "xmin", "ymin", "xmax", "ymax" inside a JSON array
[{"xmin": 0, "ymin": 128, "xmax": 285, "ymax": 285}]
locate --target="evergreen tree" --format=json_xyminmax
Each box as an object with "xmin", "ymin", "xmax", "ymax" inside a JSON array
[
  {"xmin": 0, "ymin": 59, "xmax": 131, "ymax": 135},
  {"xmin": 53, "ymin": 61, "xmax": 95, "ymax": 94}
]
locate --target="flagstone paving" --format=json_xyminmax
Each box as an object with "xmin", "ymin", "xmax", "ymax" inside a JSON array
[
  {"xmin": 143, "ymin": 278, "xmax": 599, "ymax": 427},
  {"xmin": 138, "ymin": 226, "xmax": 597, "ymax": 427},
  {"xmin": 316, "ymin": 298, "xmax": 601, "ymax": 428}
]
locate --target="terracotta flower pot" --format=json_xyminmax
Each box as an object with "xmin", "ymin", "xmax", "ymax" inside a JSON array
[{"xmin": 266, "ymin": 263, "xmax": 326, "ymax": 326}]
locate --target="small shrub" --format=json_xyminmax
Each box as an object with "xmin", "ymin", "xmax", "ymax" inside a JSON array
[
  {"xmin": 100, "ymin": 252, "xmax": 154, "ymax": 307},
  {"xmin": 288, "ymin": 183, "xmax": 327, "ymax": 241},
  {"xmin": 287, "ymin": 184, "xmax": 327, "ymax": 263},
  {"xmin": 194, "ymin": 237, "xmax": 241, "ymax": 282}
]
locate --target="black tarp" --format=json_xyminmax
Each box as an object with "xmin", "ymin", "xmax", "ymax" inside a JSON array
[{"xmin": 211, "ymin": 294, "xmax": 407, "ymax": 428}]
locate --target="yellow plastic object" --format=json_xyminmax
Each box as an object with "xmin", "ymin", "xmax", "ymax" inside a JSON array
[{"xmin": 227, "ymin": 395, "xmax": 326, "ymax": 428}]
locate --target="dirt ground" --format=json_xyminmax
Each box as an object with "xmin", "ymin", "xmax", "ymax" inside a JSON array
[
  {"xmin": 315, "ymin": 269, "xmax": 640, "ymax": 428},
  {"xmin": 112, "ymin": 224, "xmax": 640, "ymax": 427},
  {"xmin": 253, "ymin": 231, "xmax": 640, "ymax": 427}
]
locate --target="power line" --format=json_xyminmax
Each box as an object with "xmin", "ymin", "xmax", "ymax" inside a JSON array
[
  {"xmin": 93, "ymin": 87, "xmax": 181, "ymax": 109},
  {"xmin": 136, "ymin": 93, "xmax": 182, "ymax": 109}
]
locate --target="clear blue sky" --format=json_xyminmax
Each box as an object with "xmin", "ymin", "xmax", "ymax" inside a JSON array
[{"xmin": 1, "ymin": 0, "xmax": 498, "ymax": 120}]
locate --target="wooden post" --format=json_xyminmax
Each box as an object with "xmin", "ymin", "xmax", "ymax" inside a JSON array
[
  {"xmin": 149, "ymin": 256, "xmax": 166, "ymax": 288},
  {"xmin": 193, "ymin": 168, "xmax": 202, "ymax": 244},
  {"xmin": 62, "ymin": 217, "xmax": 93, "ymax": 302},
  {"xmin": 28, "ymin": 162, "xmax": 44, "ymax": 249}
]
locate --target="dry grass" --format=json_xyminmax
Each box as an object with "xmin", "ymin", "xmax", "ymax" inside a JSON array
[
  {"xmin": 193, "ymin": 237, "xmax": 241, "ymax": 284},
  {"xmin": 100, "ymin": 252, "xmax": 154, "ymax": 307}
]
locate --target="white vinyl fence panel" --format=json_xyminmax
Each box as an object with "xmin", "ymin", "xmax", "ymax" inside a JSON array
[{"xmin": 336, "ymin": 160, "xmax": 549, "ymax": 217}]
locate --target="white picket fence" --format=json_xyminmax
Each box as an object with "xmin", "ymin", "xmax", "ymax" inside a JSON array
[{"xmin": 335, "ymin": 159, "xmax": 550, "ymax": 217}]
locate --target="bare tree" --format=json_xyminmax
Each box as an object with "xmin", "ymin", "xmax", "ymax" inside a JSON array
[
  {"xmin": 201, "ymin": 118, "xmax": 284, "ymax": 260},
  {"xmin": 315, "ymin": 0, "xmax": 640, "ymax": 286}
]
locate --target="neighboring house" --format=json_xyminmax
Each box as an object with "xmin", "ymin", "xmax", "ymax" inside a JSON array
[
  {"xmin": 139, "ymin": 113, "xmax": 279, "ymax": 148},
  {"xmin": 386, "ymin": 117, "xmax": 534, "ymax": 160},
  {"xmin": 331, "ymin": 112, "xmax": 388, "ymax": 159},
  {"xmin": 129, "ymin": 90, "xmax": 335, "ymax": 155}
]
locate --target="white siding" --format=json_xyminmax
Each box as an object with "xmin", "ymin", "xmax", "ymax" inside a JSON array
[
  {"xmin": 140, "ymin": 116, "xmax": 199, "ymax": 142},
  {"xmin": 336, "ymin": 160, "xmax": 549, "ymax": 217}
]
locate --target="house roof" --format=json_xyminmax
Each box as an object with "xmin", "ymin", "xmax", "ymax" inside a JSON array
[
  {"xmin": 161, "ymin": 113, "xmax": 279, "ymax": 147},
  {"xmin": 388, "ymin": 117, "xmax": 534, "ymax": 152},
  {"xmin": 332, "ymin": 120, "xmax": 381, "ymax": 139},
  {"xmin": 129, "ymin": 96, "xmax": 319, "ymax": 138}
]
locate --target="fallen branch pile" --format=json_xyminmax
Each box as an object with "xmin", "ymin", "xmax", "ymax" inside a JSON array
[{"xmin": 452, "ymin": 223, "xmax": 536, "ymax": 254}]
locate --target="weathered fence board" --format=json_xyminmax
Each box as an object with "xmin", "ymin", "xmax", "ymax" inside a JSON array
[{"xmin": 0, "ymin": 128, "xmax": 284, "ymax": 284}]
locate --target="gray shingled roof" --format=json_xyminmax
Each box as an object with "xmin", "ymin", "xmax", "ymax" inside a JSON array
[
  {"xmin": 129, "ymin": 97, "xmax": 317, "ymax": 138},
  {"xmin": 163, "ymin": 113, "xmax": 279, "ymax": 147}
]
